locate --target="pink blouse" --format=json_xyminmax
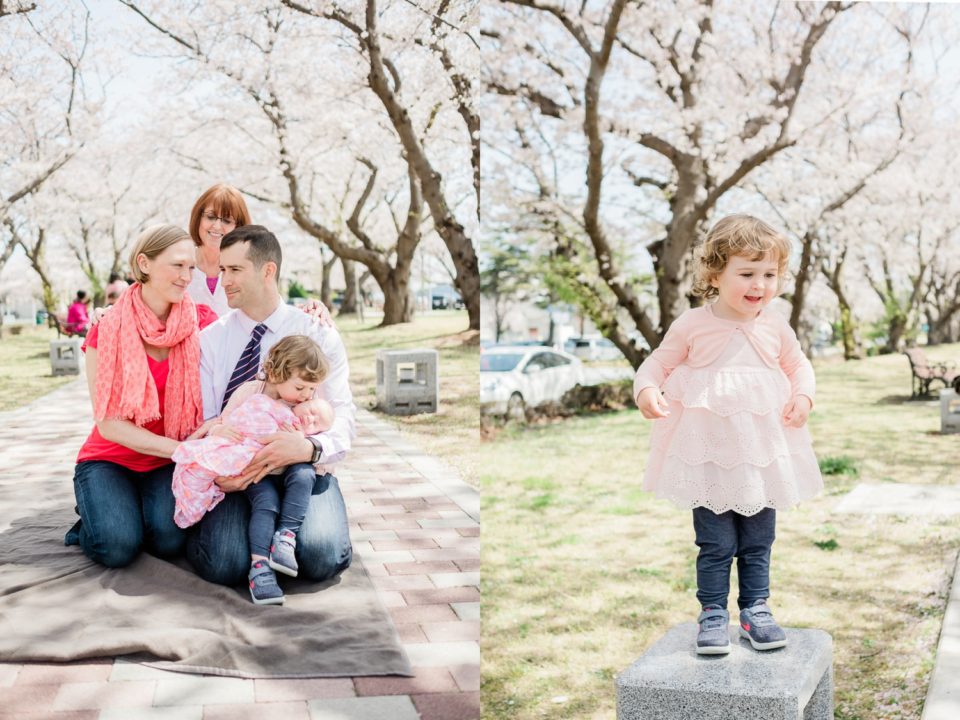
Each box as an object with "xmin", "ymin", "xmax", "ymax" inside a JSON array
[{"xmin": 633, "ymin": 305, "xmax": 815, "ymax": 404}]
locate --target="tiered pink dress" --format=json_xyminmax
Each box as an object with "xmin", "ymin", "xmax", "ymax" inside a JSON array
[
  {"xmin": 171, "ymin": 393, "xmax": 296, "ymax": 528},
  {"xmin": 639, "ymin": 308, "xmax": 822, "ymax": 517}
]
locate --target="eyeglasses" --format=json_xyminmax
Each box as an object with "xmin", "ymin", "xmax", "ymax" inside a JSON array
[{"xmin": 202, "ymin": 211, "xmax": 236, "ymax": 226}]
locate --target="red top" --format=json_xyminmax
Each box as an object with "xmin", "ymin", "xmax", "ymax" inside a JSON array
[{"xmin": 76, "ymin": 305, "xmax": 218, "ymax": 472}]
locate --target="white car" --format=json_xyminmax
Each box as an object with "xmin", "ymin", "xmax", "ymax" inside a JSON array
[
  {"xmin": 569, "ymin": 335, "xmax": 625, "ymax": 362},
  {"xmin": 480, "ymin": 345, "xmax": 584, "ymax": 419}
]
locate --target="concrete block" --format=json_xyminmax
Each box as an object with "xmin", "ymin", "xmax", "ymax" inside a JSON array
[
  {"xmin": 941, "ymin": 388, "xmax": 960, "ymax": 434},
  {"xmin": 376, "ymin": 349, "xmax": 438, "ymax": 415},
  {"xmin": 49, "ymin": 338, "xmax": 84, "ymax": 376},
  {"xmin": 616, "ymin": 623, "xmax": 832, "ymax": 720}
]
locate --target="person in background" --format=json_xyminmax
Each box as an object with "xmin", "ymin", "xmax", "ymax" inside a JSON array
[
  {"xmin": 104, "ymin": 273, "xmax": 129, "ymax": 306},
  {"xmin": 65, "ymin": 290, "xmax": 91, "ymax": 336}
]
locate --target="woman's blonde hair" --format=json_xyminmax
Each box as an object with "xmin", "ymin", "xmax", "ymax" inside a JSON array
[
  {"xmin": 129, "ymin": 224, "xmax": 193, "ymax": 284},
  {"xmin": 261, "ymin": 335, "xmax": 330, "ymax": 385},
  {"xmin": 692, "ymin": 214, "xmax": 791, "ymax": 300},
  {"xmin": 189, "ymin": 184, "xmax": 252, "ymax": 247}
]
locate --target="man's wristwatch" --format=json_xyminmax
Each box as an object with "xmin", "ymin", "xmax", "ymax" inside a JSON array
[{"xmin": 307, "ymin": 436, "xmax": 324, "ymax": 464}]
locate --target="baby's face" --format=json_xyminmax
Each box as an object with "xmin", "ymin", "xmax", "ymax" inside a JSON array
[{"xmin": 293, "ymin": 399, "xmax": 327, "ymax": 435}]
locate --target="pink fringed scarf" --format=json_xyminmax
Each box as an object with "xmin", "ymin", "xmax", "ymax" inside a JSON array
[{"xmin": 93, "ymin": 283, "xmax": 203, "ymax": 440}]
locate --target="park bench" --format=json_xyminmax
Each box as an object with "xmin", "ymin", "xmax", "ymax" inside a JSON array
[{"xmin": 904, "ymin": 348, "xmax": 958, "ymax": 399}]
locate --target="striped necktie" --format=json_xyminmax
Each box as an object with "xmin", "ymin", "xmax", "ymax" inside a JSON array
[{"xmin": 222, "ymin": 323, "xmax": 268, "ymax": 411}]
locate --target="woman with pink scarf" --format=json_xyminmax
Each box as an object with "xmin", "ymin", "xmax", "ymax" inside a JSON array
[{"xmin": 64, "ymin": 225, "xmax": 218, "ymax": 567}]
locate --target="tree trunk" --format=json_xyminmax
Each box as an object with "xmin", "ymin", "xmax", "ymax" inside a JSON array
[
  {"xmin": 789, "ymin": 233, "xmax": 816, "ymax": 333},
  {"xmin": 656, "ymin": 163, "xmax": 706, "ymax": 334},
  {"xmin": 884, "ymin": 314, "xmax": 908, "ymax": 355},
  {"xmin": 838, "ymin": 304, "xmax": 862, "ymax": 360},
  {"xmin": 341, "ymin": 258, "xmax": 357, "ymax": 314},
  {"xmin": 320, "ymin": 256, "xmax": 335, "ymax": 309},
  {"xmin": 381, "ymin": 272, "xmax": 413, "ymax": 325},
  {"xmin": 926, "ymin": 306, "xmax": 960, "ymax": 345},
  {"xmin": 363, "ymin": 0, "xmax": 478, "ymax": 330}
]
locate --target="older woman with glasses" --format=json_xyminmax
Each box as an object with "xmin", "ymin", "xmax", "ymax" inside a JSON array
[
  {"xmin": 186, "ymin": 184, "xmax": 252, "ymax": 316},
  {"xmin": 185, "ymin": 183, "xmax": 334, "ymax": 327}
]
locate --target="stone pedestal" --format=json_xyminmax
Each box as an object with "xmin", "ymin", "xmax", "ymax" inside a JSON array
[
  {"xmin": 940, "ymin": 388, "xmax": 960, "ymax": 434},
  {"xmin": 49, "ymin": 338, "xmax": 84, "ymax": 376},
  {"xmin": 375, "ymin": 349, "xmax": 439, "ymax": 415},
  {"xmin": 616, "ymin": 623, "xmax": 833, "ymax": 720}
]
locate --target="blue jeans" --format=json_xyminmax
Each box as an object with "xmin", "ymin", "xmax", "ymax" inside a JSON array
[
  {"xmin": 69, "ymin": 460, "xmax": 187, "ymax": 567},
  {"xmin": 244, "ymin": 463, "xmax": 315, "ymax": 557},
  {"xmin": 186, "ymin": 470, "xmax": 352, "ymax": 586},
  {"xmin": 693, "ymin": 507, "xmax": 776, "ymax": 610}
]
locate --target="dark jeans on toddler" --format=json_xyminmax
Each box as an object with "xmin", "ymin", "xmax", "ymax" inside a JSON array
[
  {"xmin": 186, "ymin": 466, "xmax": 352, "ymax": 586},
  {"xmin": 693, "ymin": 506, "xmax": 776, "ymax": 611},
  {"xmin": 244, "ymin": 462, "xmax": 315, "ymax": 557},
  {"xmin": 67, "ymin": 460, "xmax": 186, "ymax": 567}
]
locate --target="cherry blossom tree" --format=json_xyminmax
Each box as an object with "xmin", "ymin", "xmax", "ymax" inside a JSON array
[
  {"xmin": 114, "ymin": 0, "xmax": 478, "ymax": 328},
  {"xmin": 482, "ymin": 0, "xmax": 946, "ymax": 366},
  {"xmin": 0, "ymin": 1, "xmax": 95, "ymax": 279}
]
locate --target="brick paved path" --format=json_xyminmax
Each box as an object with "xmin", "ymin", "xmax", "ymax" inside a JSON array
[{"xmin": 0, "ymin": 380, "xmax": 480, "ymax": 719}]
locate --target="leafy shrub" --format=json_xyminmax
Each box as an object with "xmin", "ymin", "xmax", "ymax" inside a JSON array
[{"xmin": 819, "ymin": 455, "xmax": 860, "ymax": 477}]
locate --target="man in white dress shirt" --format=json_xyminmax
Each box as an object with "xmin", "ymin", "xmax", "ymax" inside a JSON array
[{"xmin": 185, "ymin": 225, "xmax": 355, "ymax": 586}]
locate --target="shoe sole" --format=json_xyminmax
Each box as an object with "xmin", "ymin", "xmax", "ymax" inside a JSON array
[
  {"xmin": 268, "ymin": 558, "xmax": 299, "ymax": 578},
  {"xmin": 739, "ymin": 626, "xmax": 787, "ymax": 650},
  {"xmin": 251, "ymin": 593, "xmax": 285, "ymax": 605},
  {"xmin": 696, "ymin": 643, "xmax": 731, "ymax": 655}
]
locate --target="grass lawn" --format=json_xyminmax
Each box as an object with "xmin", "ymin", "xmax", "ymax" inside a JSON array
[
  {"xmin": 481, "ymin": 343, "xmax": 960, "ymax": 720},
  {"xmin": 335, "ymin": 309, "xmax": 479, "ymax": 487},
  {"xmin": 0, "ymin": 326, "xmax": 78, "ymax": 411}
]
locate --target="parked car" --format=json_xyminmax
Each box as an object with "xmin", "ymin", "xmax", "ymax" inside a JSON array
[
  {"xmin": 480, "ymin": 345, "xmax": 584, "ymax": 419},
  {"xmin": 570, "ymin": 335, "xmax": 624, "ymax": 362}
]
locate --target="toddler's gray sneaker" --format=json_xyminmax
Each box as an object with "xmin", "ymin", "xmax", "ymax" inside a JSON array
[
  {"xmin": 739, "ymin": 600, "xmax": 787, "ymax": 650},
  {"xmin": 249, "ymin": 560, "xmax": 284, "ymax": 605},
  {"xmin": 269, "ymin": 529, "xmax": 299, "ymax": 577},
  {"xmin": 696, "ymin": 605, "xmax": 731, "ymax": 655}
]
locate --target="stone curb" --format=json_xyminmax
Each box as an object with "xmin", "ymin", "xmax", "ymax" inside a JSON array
[{"xmin": 922, "ymin": 550, "xmax": 960, "ymax": 720}]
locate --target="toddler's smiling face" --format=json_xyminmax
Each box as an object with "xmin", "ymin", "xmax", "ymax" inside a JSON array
[{"xmin": 710, "ymin": 252, "xmax": 780, "ymax": 322}]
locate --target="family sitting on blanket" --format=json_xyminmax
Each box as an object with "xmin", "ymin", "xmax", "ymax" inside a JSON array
[{"xmin": 66, "ymin": 186, "xmax": 355, "ymax": 605}]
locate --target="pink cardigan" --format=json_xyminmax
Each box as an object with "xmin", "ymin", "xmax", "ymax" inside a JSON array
[{"xmin": 633, "ymin": 305, "xmax": 815, "ymax": 404}]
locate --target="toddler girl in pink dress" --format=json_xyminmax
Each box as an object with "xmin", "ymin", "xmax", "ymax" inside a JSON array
[
  {"xmin": 634, "ymin": 215, "xmax": 822, "ymax": 655},
  {"xmin": 172, "ymin": 335, "xmax": 333, "ymax": 604}
]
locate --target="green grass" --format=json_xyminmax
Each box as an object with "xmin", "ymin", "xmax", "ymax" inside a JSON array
[
  {"xmin": 335, "ymin": 310, "xmax": 479, "ymax": 486},
  {"xmin": 481, "ymin": 343, "xmax": 960, "ymax": 720},
  {"xmin": 0, "ymin": 325, "xmax": 78, "ymax": 411},
  {"xmin": 819, "ymin": 456, "xmax": 861, "ymax": 477}
]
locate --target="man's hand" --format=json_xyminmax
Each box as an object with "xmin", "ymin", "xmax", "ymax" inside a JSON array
[
  {"xmin": 782, "ymin": 395, "xmax": 812, "ymax": 428},
  {"xmin": 252, "ymin": 429, "xmax": 313, "ymax": 472},
  {"xmin": 636, "ymin": 386, "xmax": 670, "ymax": 419},
  {"xmin": 214, "ymin": 463, "xmax": 271, "ymax": 493},
  {"xmin": 300, "ymin": 298, "xmax": 335, "ymax": 328}
]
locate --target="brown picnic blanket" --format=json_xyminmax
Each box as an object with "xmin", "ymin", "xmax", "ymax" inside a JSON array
[{"xmin": 0, "ymin": 506, "xmax": 412, "ymax": 678}]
